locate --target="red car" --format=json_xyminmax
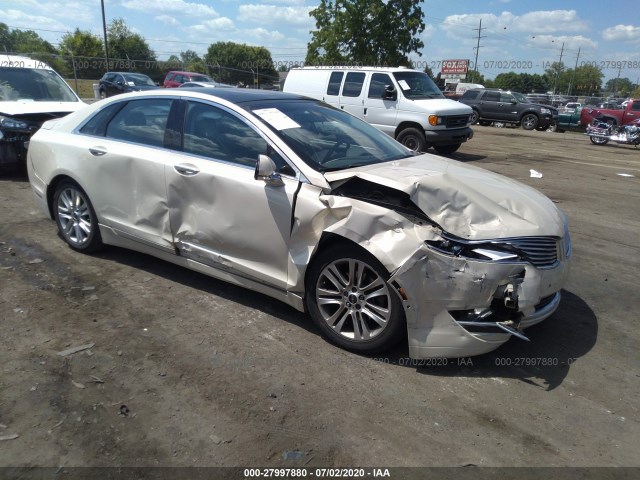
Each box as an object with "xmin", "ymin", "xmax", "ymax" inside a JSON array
[{"xmin": 163, "ymin": 71, "xmax": 214, "ymax": 88}]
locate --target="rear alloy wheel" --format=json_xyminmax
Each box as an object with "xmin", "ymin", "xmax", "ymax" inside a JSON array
[
  {"xmin": 53, "ymin": 181, "xmax": 103, "ymax": 253},
  {"xmin": 469, "ymin": 110, "xmax": 479, "ymax": 125},
  {"xmin": 590, "ymin": 136, "xmax": 609, "ymax": 145},
  {"xmin": 521, "ymin": 113, "xmax": 539, "ymax": 130},
  {"xmin": 434, "ymin": 143, "xmax": 461, "ymax": 155},
  {"xmin": 307, "ymin": 246, "xmax": 405, "ymax": 353},
  {"xmin": 396, "ymin": 127, "xmax": 427, "ymax": 152}
]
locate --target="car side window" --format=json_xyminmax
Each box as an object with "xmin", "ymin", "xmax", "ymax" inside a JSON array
[
  {"xmin": 79, "ymin": 102, "xmax": 126, "ymax": 136},
  {"xmin": 631, "ymin": 102, "xmax": 640, "ymax": 112},
  {"xmin": 183, "ymin": 101, "xmax": 293, "ymax": 174},
  {"xmin": 462, "ymin": 90, "xmax": 479, "ymax": 100},
  {"xmin": 342, "ymin": 72, "xmax": 366, "ymax": 97},
  {"xmin": 368, "ymin": 73, "xmax": 392, "ymax": 99},
  {"xmin": 105, "ymin": 99, "xmax": 172, "ymax": 148},
  {"xmin": 327, "ymin": 72, "xmax": 344, "ymax": 96},
  {"xmin": 500, "ymin": 93, "xmax": 515, "ymax": 103},
  {"xmin": 484, "ymin": 91, "xmax": 500, "ymax": 102}
]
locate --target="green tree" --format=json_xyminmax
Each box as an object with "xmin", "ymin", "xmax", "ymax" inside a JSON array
[
  {"xmin": 306, "ymin": 0, "xmax": 424, "ymax": 66},
  {"xmin": 465, "ymin": 71, "xmax": 486, "ymax": 85},
  {"xmin": 568, "ymin": 65, "xmax": 603, "ymax": 96},
  {"xmin": 605, "ymin": 77, "xmax": 634, "ymax": 96},
  {"xmin": 59, "ymin": 29, "xmax": 104, "ymax": 79},
  {"xmin": 180, "ymin": 50, "xmax": 206, "ymax": 73},
  {"xmin": 204, "ymin": 41, "xmax": 277, "ymax": 87},
  {"xmin": 107, "ymin": 18, "xmax": 156, "ymax": 65},
  {"xmin": 0, "ymin": 23, "xmax": 11, "ymax": 52}
]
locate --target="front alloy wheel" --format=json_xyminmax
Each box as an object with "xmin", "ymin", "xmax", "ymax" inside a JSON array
[
  {"xmin": 307, "ymin": 247, "xmax": 404, "ymax": 353},
  {"xmin": 54, "ymin": 181, "xmax": 103, "ymax": 253}
]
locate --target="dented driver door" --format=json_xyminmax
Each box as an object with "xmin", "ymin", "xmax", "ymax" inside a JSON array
[{"xmin": 165, "ymin": 100, "xmax": 299, "ymax": 290}]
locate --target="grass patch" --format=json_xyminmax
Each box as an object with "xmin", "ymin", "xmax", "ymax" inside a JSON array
[{"xmin": 64, "ymin": 78, "xmax": 100, "ymax": 99}]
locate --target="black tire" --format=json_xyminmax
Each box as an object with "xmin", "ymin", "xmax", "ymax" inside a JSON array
[
  {"xmin": 590, "ymin": 136, "xmax": 609, "ymax": 145},
  {"xmin": 306, "ymin": 245, "xmax": 405, "ymax": 354},
  {"xmin": 396, "ymin": 127, "xmax": 427, "ymax": 152},
  {"xmin": 478, "ymin": 120, "xmax": 491, "ymax": 126},
  {"xmin": 469, "ymin": 110, "xmax": 479, "ymax": 125},
  {"xmin": 434, "ymin": 143, "xmax": 461, "ymax": 155},
  {"xmin": 521, "ymin": 113, "xmax": 539, "ymax": 130},
  {"xmin": 99, "ymin": 89, "xmax": 107, "ymax": 99},
  {"xmin": 53, "ymin": 180, "xmax": 103, "ymax": 253}
]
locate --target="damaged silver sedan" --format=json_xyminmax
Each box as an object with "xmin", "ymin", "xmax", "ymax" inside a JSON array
[{"xmin": 27, "ymin": 89, "xmax": 571, "ymax": 358}]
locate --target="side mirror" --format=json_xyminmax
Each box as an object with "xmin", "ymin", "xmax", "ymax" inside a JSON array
[
  {"xmin": 255, "ymin": 154, "xmax": 284, "ymax": 186},
  {"xmin": 382, "ymin": 85, "xmax": 397, "ymax": 101}
]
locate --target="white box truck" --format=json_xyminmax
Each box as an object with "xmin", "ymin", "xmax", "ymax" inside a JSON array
[{"xmin": 283, "ymin": 66, "xmax": 473, "ymax": 154}]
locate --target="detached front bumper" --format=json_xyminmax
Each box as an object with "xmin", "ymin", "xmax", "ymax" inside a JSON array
[{"xmin": 390, "ymin": 246, "xmax": 570, "ymax": 358}]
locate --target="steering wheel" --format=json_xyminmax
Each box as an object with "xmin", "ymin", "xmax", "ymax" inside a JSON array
[{"xmin": 321, "ymin": 136, "xmax": 351, "ymax": 164}]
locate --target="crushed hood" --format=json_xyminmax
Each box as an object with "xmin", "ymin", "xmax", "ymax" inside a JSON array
[
  {"xmin": 0, "ymin": 101, "xmax": 86, "ymax": 116},
  {"xmin": 323, "ymin": 155, "xmax": 564, "ymax": 239}
]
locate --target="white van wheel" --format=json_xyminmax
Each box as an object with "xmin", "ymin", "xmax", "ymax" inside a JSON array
[{"xmin": 397, "ymin": 128, "xmax": 426, "ymax": 152}]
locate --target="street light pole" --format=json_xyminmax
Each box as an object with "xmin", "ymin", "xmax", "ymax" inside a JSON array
[{"xmin": 101, "ymin": 0, "xmax": 110, "ymax": 69}]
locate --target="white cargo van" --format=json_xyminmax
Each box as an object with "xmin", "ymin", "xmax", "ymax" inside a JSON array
[
  {"xmin": 283, "ymin": 67, "xmax": 473, "ymax": 154},
  {"xmin": 0, "ymin": 55, "xmax": 85, "ymax": 173}
]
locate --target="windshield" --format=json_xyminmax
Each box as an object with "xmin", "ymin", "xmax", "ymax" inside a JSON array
[
  {"xmin": 393, "ymin": 71, "xmax": 444, "ymax": 100},
  {"xmin": 248, "ymin": 100, "xmax": 413, "ymax": 172},
  {"xmin": 123, "ymin": 73, "xmax": 155, "ymax": 86},
  {"xmin": 0, "ymin": 67, "xmax": 79, "ymax": 102}
]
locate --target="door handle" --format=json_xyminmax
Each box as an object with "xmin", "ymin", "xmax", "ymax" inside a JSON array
[
  {"xmin": 174, "ymin": 164, "xmax": 200, "ymax": 176},
  {"xmin": 89, "ymin": 147, "xmax": 107, "ymax": 156}
]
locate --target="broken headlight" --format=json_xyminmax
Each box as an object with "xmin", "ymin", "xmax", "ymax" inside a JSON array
[
  {"xmin": 0, "ymin": 115, "xmax": 30, "ymax": 131},
  {"xmin": 426, "ymin": 233, "xmax": 522, "ymax": 262}
]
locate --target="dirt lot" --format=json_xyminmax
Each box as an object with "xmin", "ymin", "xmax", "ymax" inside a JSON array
[{"xmin": 0, "ymin": 126, "xmax": 638, "ymax": 470}]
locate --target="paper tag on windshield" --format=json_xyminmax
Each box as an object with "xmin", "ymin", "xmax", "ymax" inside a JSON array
[
  {"xmin": 253, "ymin": 108, "xmax": 300, "ymax": 130},
  {"xmin": 398, "ymin": 80, "xmax": 410, "ymax": 90}
]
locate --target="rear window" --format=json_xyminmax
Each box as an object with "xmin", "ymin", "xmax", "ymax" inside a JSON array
[{"xmin": 0, "ymin": 67, "xmax": 78, "ymax": 102}]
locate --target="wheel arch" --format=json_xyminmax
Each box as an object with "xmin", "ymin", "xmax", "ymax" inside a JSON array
[
  {"xmin": 46, "ymin": 174, "xmax": 86, "ymax": 219},
  {"xmin": 394, "ymin": 121, "xmax": 425, "ymax": 139}
]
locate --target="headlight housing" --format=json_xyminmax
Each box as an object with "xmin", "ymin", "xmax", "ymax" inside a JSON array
[
  {"xmin": 426, "ymin": 233, "xmax": 522, "ymax": 262},
  {"xmin": 0, "ymin": 115, "xmax": 30, "ymax": 131},
  {"xmin": 540, "ymin": 108, "xmax": 551, "ymax": 114}
]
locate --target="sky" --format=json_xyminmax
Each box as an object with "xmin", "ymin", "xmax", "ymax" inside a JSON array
[{"xmin": 1, "ymin": 0, "xmax": 639, "ymax": 84}]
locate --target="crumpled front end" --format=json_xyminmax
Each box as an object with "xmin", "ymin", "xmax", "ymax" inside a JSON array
[{"xmin": 390, "ymin": 231, "xmax": 571, "ymax": 358}]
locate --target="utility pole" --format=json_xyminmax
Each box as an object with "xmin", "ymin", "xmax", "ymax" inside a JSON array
[
  {"xmin": 568, "ymin": 47, "xmax": 580, "ymax": 96},
  {"xmin": 472, "ymin": 19, "xmax": 486, "ymax": 81},
  {"xmin": 101, "ymin": 0, "xmax": 110, "ymax": 69},
  {"xmin": 552, "ymin": 42, "xmax": 564, "ymax": 95}
]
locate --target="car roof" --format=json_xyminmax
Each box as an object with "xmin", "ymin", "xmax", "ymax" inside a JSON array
[
  {"xmin": 173, "ymin": 87, "xmax": 308, "ymax": 103},
  {"xmin": 167, "ymin": 71, "xmax": 209, "ymax": 76}
]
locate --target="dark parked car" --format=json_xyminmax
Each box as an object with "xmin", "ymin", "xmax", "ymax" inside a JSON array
[
  {"xmin": 98, "ymin": 72, "xmax": 159, "ymax": 98},
  {"xmin": 460, "ymin": 89, "xmax": 558, "ymax": 130}
]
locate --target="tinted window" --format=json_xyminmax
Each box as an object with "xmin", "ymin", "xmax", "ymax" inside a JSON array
[
  {"xmin": 461, "ymin": 90, "xmax": 479, "ymax": 100},
  {"xmin": 500, "ymin": 93, "xmax": 515, "ymax": 103},
  {"xmin": 105, "ymin": 98, "xmax": 172, "ymax": 147},
  {"xmin": 183, "ymin": 101, "xmax": 290, "ymax": 172},
  {"xmin": 327, "ymin": 72, "xmax": 344, "ymax": 96},
  {"xmin": 483, "ymin": 91, "xmax": 500, "ymax": 102},
  {"xmin": 342, "ymin": 72, "xmax": 365, "ymax": 97},
  {"xmin": 631, "ymin": 102, "xmax": 640, "ymax": 112},
  {"xmin": 368, "ymin": 73, "xmax": 392, "ymax": 99}
]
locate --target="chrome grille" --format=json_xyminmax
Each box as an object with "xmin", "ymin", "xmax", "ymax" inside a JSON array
[
  {"xmin": 503, "ymin": 237, "xmax": 559, "ymax": 267},
  {"xmin": 446, "ymin": 115, "xmax": 470, "ymax": 128}
]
